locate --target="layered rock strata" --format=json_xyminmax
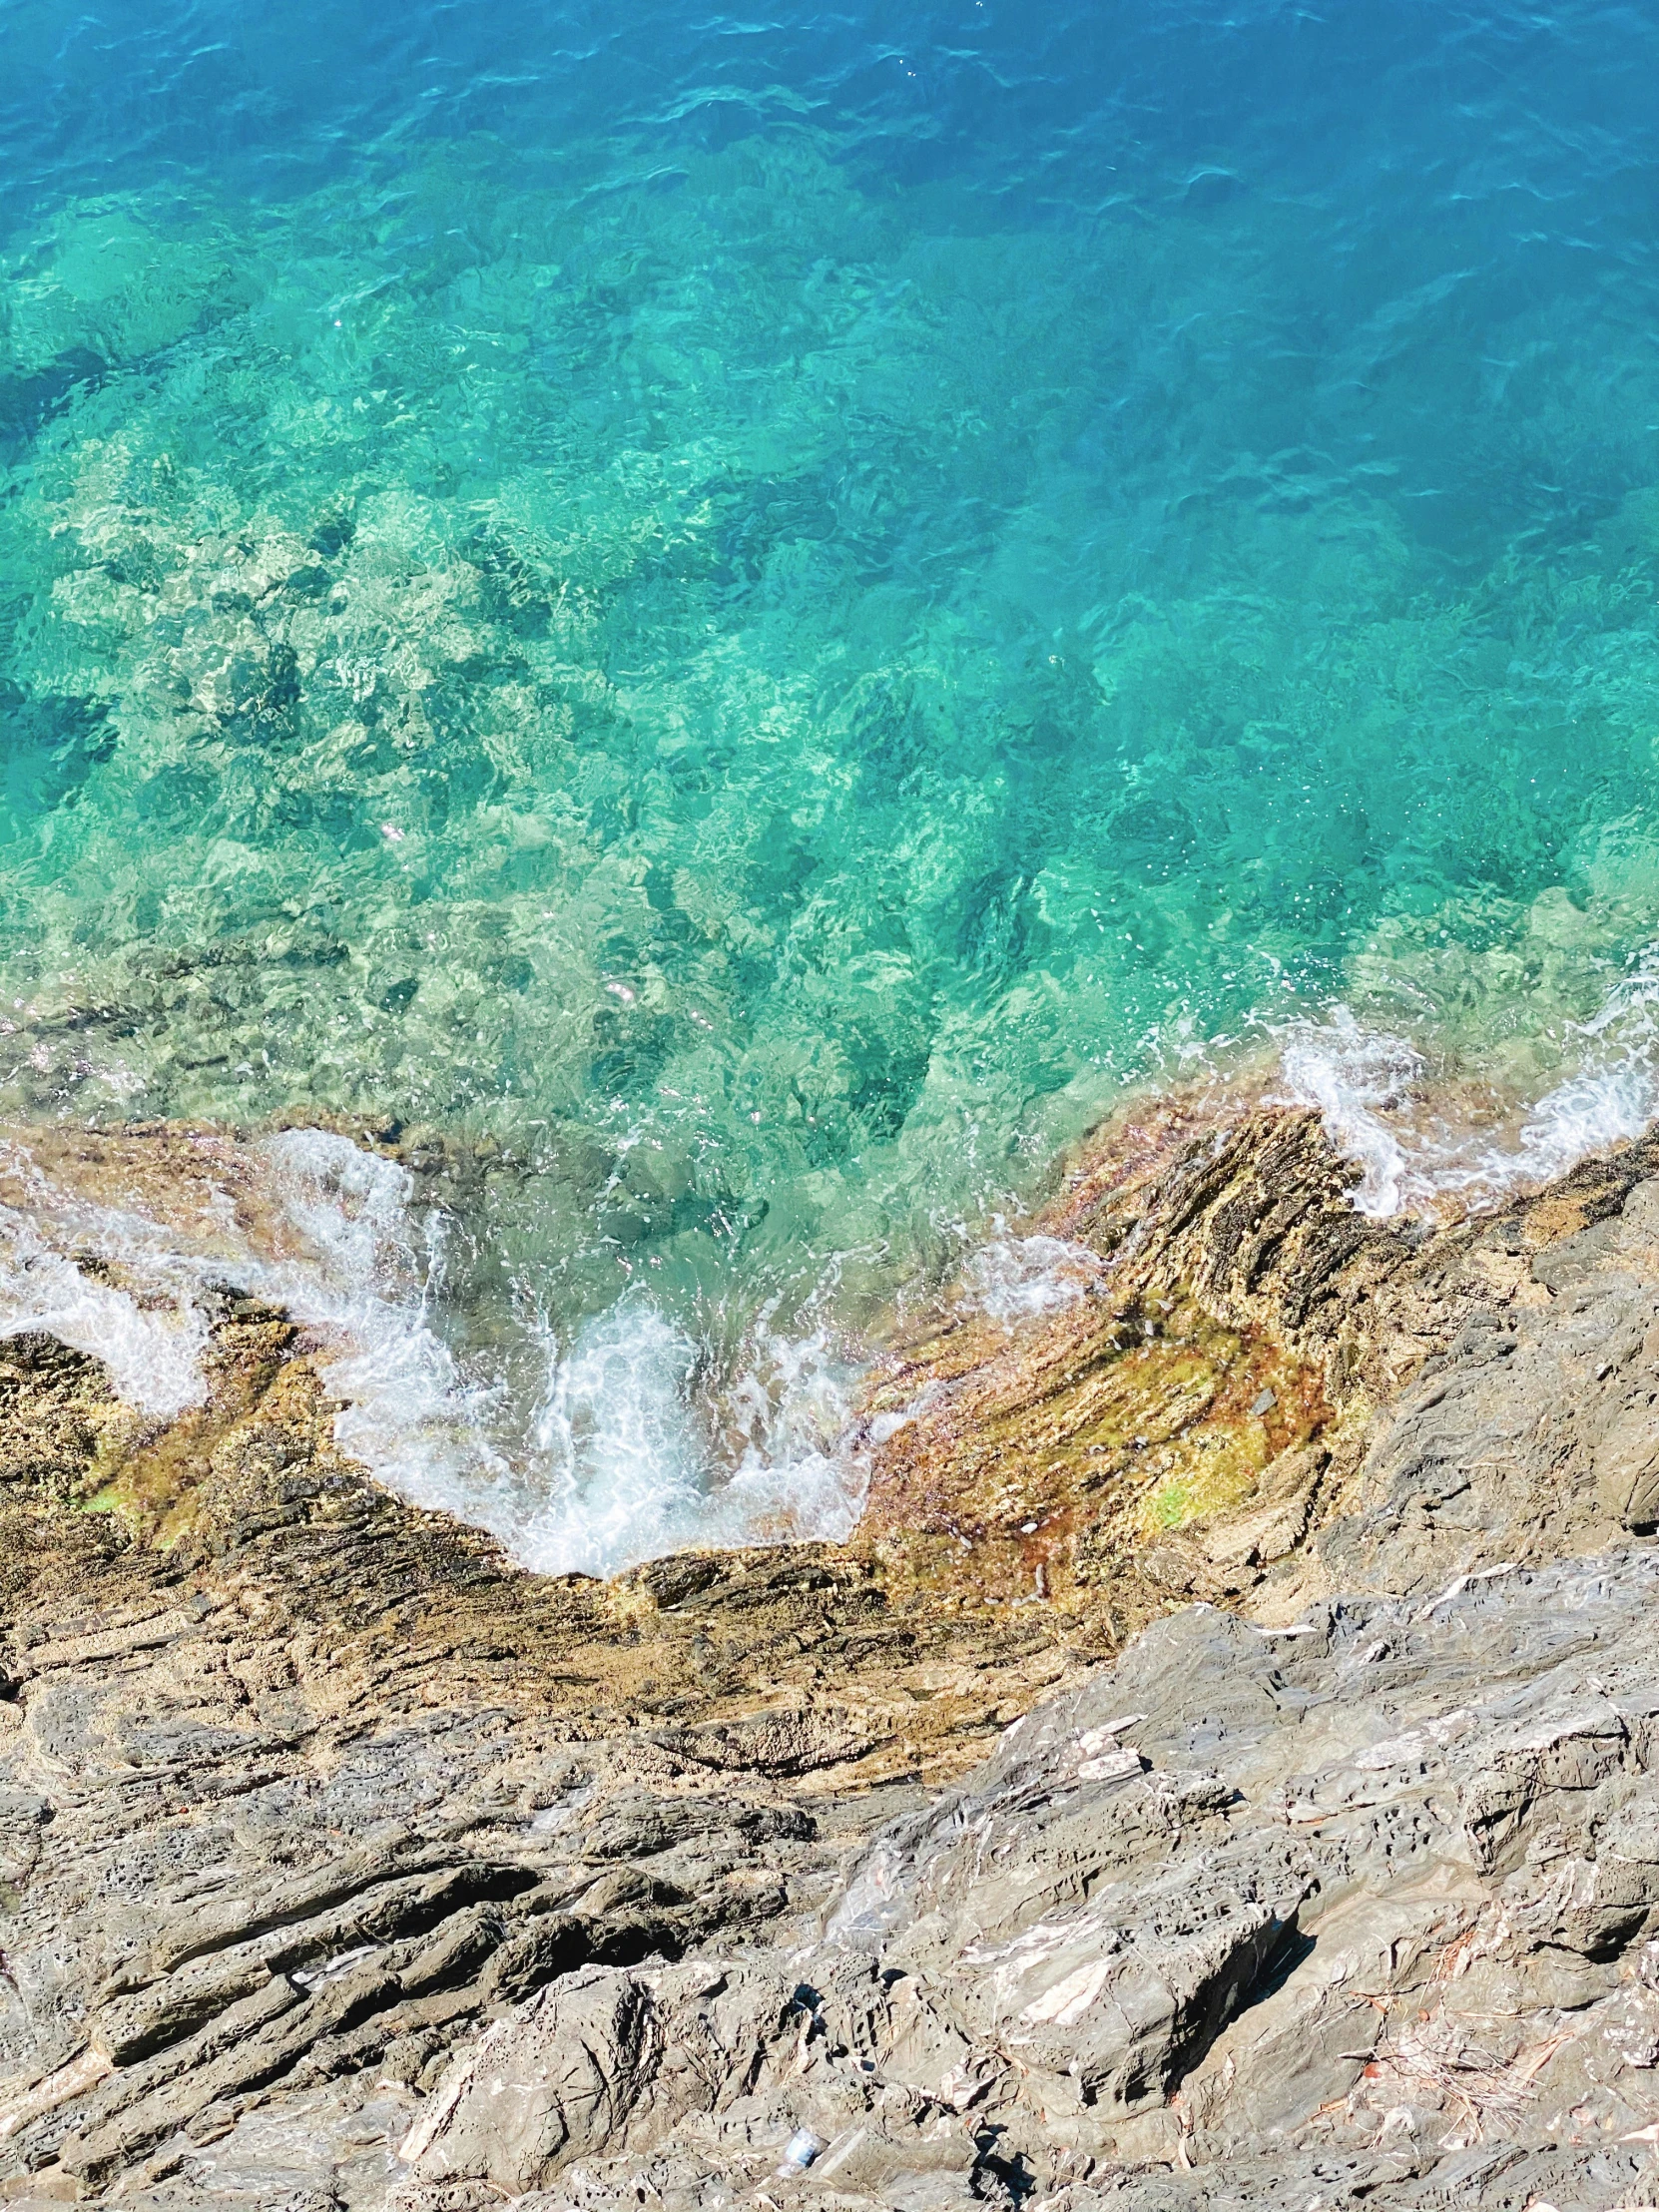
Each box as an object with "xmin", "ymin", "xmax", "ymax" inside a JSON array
[{"xmin": 7, "ymin": 1106, "xmax": 1659, "ymax": 2207}]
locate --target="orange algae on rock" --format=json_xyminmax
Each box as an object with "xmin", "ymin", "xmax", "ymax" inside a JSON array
[
  {"xmin": 865, "ymin": 1283, "xmax": 1326, "ymax": 1564},
  {"xmin": 861, "ymin": 1102, "xmax": 1346, "ymax": 1601},
  {"xmin": 859, "ymin": 1092, "xmax": 1659, "ymax": 1609}
]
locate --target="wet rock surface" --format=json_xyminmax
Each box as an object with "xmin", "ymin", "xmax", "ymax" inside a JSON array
[{"xmin": 10, "ymin": 1106, "xmax": 1659, "ymax": 2206}]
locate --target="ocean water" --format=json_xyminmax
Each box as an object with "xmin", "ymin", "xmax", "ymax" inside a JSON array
[{"xmin": 4, "ymin": 0, "xmax": 1659, "ymax": 1567}]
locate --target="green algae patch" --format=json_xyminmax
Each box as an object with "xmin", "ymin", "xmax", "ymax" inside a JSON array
[{"xmin": 862, "ymin": 1268, "xmax": 1328, "ymax": 1599}]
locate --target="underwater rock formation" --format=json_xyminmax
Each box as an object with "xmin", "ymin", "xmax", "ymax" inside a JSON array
[{"xmin": 9, "ymin": 1104, "xmax": 1659, "ymax": 2206}]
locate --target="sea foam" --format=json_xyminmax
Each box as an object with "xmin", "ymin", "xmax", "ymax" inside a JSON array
[
  {"xmin": 0, "ymin": 1123, "xmax": 866, "ymax": 1576},
  {"xmin": 1279, "ymin": 966, "xmax": 1659, "ymax": 1219}
]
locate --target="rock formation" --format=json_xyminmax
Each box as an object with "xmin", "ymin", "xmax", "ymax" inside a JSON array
[{"xmin": 8, "ymin": 1103, "xmax": 1659, "ymax": 2207}]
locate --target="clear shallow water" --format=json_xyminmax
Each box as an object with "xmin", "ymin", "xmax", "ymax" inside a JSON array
[{"xmin": 4, "ymin": 2, "xmax": 1659, "ymax": 1565}]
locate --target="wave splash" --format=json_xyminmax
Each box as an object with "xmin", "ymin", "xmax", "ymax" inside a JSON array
[
  {"xmin": 0, "ymin": 1140, "xmax": 213, "ymax": 1415},
  {"xmin": 0, "ymin": 1125, "xmax": 868, "ymax": 1576},
  {"xmin": 521, "ymin": 1296, "xmax": 863, "ymax": 1577},
  {"xmin": 960, "ymin": 1229, "xmax": 1106, "ymax": 1326},
  {"xmin": 254, "ymin": 1131, "xmax": 874, "ymax": 1574},
  {"xmin": 1279, "ymin": 962, "xmax": 1659, "ymax": 1219}
]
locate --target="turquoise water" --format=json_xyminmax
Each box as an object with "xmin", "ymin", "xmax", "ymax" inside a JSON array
[{"xmin": 5, "ymin": 2, "xmax": 1659, "ymax": 1562}]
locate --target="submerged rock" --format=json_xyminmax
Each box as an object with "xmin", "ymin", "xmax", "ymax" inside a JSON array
[{"xmin": 10, "ymin": 1102, "xmax": 1659, "ymax": 2206}]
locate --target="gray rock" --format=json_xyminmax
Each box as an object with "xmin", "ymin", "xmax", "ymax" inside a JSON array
[
  {"xmin": 24, "ymin": 1116, "xmax": 1659, "ymax": 2208},
  {"xmin": 391, "ymin": 1549, "xmax": 1659, "ymax": 2207}
]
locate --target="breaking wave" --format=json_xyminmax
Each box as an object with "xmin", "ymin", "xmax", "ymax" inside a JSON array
[
  {"xmin": 1279, "ymin": 964, "xmax": 1659, "ymax": 1219},
  {"xmin": 0, "ymin": 1124, "xmax": 868, "ymax": 1576}
]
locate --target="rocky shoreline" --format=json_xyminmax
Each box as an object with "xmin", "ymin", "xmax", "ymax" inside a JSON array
[{"xmin": 9, "ymin": 1104, "xmax": 1659, "ymax": 2206}]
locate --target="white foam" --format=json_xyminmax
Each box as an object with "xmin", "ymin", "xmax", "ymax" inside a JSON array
[
  {"xmin": 0, "ymin": 1198, "xmax": 211, "ymax": 1415},
  {"xmin": 253, "ymin": 1127, "xmax": 516, "ymax": 1528},
  {"xmin": 719, "ymin": 1317, "xmax": 869, "ymax": 1552},
  {"xmin": 963, "ymin": 1228, "xmax": 1106, "ymax": 1324},
  {"xmin": 1279, "ymin": 964, "xmax": 1659, "ymax": 1218},
  {"xmin": 524, "ymin": 1297, "xmax": 710, "ymax": 1576},
  {"xmin": 256, "ymin": 1132, "xmax": 870, "ymax": 1578},
  {"xmin": 520, "ymin": 1296, "xmax": 866, "ymax": 1578},
  {"xmin": 0, "ymin": 1126, "xmax": 513, "ymax": 1521},
  {"xmin": 0, "ymin": 1137, "xmax": 217, "ymax": 1414},
  {"xmin": 0, "ymin": 1119, "xmax": 874, "ymax": 1577},
  {"xmin": 1277, "ymin": 1012, "xmax": 1422, "ymax": 1217}
]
